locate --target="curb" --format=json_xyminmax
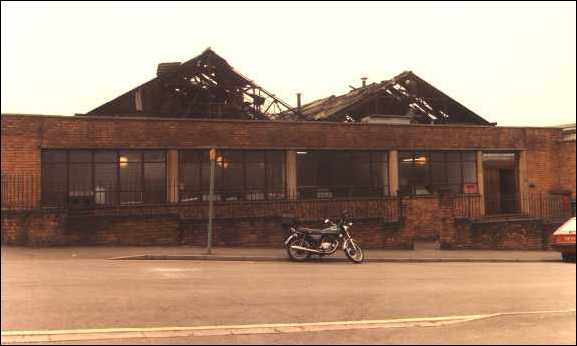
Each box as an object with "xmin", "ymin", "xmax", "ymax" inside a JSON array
[{"xmin": 108, "ymin": 255, "xmax": 561, "ymax": 263}]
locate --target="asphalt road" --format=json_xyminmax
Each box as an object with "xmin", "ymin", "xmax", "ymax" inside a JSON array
[
  {"xmin": 21, "ymin": 312, "xmax": 576, "ymax": 345},
  {"xmin": 1, "ymin": 250, "xmax": 575, "ymax": 344}
]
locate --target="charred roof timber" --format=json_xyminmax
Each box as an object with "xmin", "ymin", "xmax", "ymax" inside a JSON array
[
  {"xmin": 279, "ymin": 71, "xmax": 492, "ymax": 125},
  {"xmin": 83, "ymin": 49, "xmax": 492, "ymax": 126},
  {"xmin": 84, "ymin": 48, "xmax": 299, "ymax": 120}
]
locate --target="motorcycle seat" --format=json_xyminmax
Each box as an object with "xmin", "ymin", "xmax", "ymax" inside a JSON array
[{"xmin": 298, "ymin": 227, "xmax": 339, "ymax": 235}]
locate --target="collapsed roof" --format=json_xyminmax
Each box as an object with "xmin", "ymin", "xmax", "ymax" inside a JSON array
[
  {"xmin": 84, "ymin": 48, "xmax": 297, "ymax": 120},
  {"xmin": 282, "ymin": 71, "xmax": 492, "ymax": 125},
  {"xmin": 84, "ymin": 48, "xmax": 491, "ymax": 125}
]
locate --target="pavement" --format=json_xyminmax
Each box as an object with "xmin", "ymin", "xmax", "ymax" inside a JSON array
[{"xmin": 0, "ymin": 243, "xmax": 565, "ymax": 263}]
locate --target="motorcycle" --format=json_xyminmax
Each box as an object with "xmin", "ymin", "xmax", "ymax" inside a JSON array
[{"xmin": 282, "ymin": 212, "xmax": 364, "ymax": 264}]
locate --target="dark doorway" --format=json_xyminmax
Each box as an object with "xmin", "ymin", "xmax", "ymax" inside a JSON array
[{"xmin": 483, "ymin": 153, "xmax": 519, "ymax": 215}]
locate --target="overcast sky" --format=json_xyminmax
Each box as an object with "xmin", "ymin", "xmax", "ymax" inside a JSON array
[{"xmin": 1, "ymin": 1, "xmax": 575, "ymax": 126}]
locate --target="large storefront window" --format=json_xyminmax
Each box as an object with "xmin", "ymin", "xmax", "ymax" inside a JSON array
[
  {"xmin": 179, "ymin": 150, "xmax": 286, "ymax": 201},
  {"xmin": 42, "ymin": 150, "xmax": 166, "ymax": 207},
  {"xmin": 297, "ymin": 151, "xmax": 389, "ymax": 199},
  {"xmin": 399, "ymin": 151, "xmax": 477, "ymax": 195}
]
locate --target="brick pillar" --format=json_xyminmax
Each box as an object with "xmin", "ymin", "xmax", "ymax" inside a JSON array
[
  {"xmin": 518, "ymin": 150, "xmax": 529, "ymax": 214},
  {"xmin": 438, "ymin": 191, "xmax": 458, "ymax": 250},
  {"xmin": 388, "ymin": 150, "xmax": 399, "ymax": 196},
  {"xmin": 286, "ymin": 150, "xmax": 297, "ymax": 200},
  {"xmin": 476, "ymin": 151, "xmax": 486, "ymax": 216},
  {"xmin": 167, "ymin": 150, "xmax": 179, "ymax": 204}
]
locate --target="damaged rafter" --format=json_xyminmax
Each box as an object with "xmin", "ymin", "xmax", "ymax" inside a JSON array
[{"xmin": 86, "ymin": 48, "xmax": 298, "ymax": 120}]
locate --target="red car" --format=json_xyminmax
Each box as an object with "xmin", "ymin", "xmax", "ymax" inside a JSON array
[{"xmin": 552, "ymin": 217, "xmax": 576, "ymax": 262}]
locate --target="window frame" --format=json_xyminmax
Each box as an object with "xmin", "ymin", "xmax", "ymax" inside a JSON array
[
  {"xmin": 41, "ymin": 149, "xmax": 167, "ymax": 208},
  {"xmin": 296, "ymin": 150, "xmax": 390, "ymax": 199},
  {"xmin": 178, "ymin": 149, "xmax": 287, "ymax": 202},
  {"xmin": 398, "ymin": 150, "xmax": 478, "ymax": 196}
]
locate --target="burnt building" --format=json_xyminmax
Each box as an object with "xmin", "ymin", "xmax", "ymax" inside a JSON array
[{"xmin": 2, "ymin": 49, "xmax": 575, "ymax": 249}]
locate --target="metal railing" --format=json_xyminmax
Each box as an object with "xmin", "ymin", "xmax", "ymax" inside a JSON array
[
  {"xmin": 484, "ymin": 192, "xmax": 573, "ymax": 222},
  {"xmin": 1, "ymin": 175, "xmax": 401, "ymax": 222},
  {"xmin": 454, "ymin": 194, "xmax": 483, "ymax": 219}
]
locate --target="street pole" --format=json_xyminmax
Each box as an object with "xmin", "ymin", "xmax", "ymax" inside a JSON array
[{"xmin": 207, "ymin": 148, "xmax": 216, "ymax": 255}]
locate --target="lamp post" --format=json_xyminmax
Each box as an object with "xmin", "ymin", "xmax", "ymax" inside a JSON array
[{"xmin": 207, "ymin": 148, "xmax": 216, "ymax": 255}]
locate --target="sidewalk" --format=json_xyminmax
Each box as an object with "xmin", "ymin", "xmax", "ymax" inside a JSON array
[{"xmin": 1, "ymin": 245, "xmax": 563, "ymax": 263}]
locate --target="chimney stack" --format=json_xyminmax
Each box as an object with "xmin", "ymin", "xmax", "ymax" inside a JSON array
[
  {"xmin": 296, "ymin": 93, "xmax": 302, "ymax": 110},
  {"xmin": 157, "ymin": 62, "xmax": 181, "ymax": 78},
  {"xmin": 361, "ymin": 77, "xmax": 368, "ymax": 88}
]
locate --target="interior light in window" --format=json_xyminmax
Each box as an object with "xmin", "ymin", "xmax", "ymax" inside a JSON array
[{"xmin": 119, "ymin": 156, "xmax": 128, "ymax": 168}]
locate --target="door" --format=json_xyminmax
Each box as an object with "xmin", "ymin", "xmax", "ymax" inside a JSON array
[{"xmin": 483, "ymin": 153, "xmax": 518, "ymax": 215}]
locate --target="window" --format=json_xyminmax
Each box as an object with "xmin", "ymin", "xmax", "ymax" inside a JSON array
[
  {"xmin": 179, "ymin": 150, "xmax": 286, "ymax": 201},
  {"xmin": 41, "ymin": 150, "xmax": 166, "ymax": 207},
  {"xmin": 399, "ymin": 151, "xmax": 477, "ymax": 195},
  {"xmin": 42, "ymin": 150, "xmax": 67, "ymax": 207},
  {"xmin": 297, "ymin": 151, "xmax": 389, "ymax": 199}
]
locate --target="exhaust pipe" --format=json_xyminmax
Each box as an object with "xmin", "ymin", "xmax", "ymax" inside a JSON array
[{"xmin": 290, "ymin": 245, "xmax": 323, "ymax": 254}]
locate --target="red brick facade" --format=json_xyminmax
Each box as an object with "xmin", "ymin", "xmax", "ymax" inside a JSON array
[{"xmin": 1, "ymin": 114, "xmax": 575, "ymax": 249}]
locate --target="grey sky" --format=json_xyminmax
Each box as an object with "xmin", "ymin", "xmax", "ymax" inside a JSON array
[{"xmin": 1, "ymin": 1, "xmax": 575, "ymax": 126}]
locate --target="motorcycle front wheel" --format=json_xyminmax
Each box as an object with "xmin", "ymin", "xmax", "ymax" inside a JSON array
[
  {"xmin": 287, "ymin": 236, "xmax": 311, "ymax": 262},
  {"xmin": 344, "ymin": 239, "xmax": 364, "ymax": 264}
]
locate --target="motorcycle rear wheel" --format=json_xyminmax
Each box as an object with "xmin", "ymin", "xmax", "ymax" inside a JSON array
[{"xmin": 287, "ymin": 237, "xmax": 311, "ymax": 262}]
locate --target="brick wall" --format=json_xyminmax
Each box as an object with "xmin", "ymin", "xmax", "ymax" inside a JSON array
[
  {"xmin": 451, "ymin": 217, "xmax": 546, "ymax": 250},
  {"xmin": 2, "ymin": 114, "xmax": 573, "ymax": 248},
  {"xmin": 1, "ymin": 198, "xmax": 408, "ymax": 248},
  {"xmin": 2, "ymin": 114, "xmax": 568, "ymax": 197},
  {"xmin": 557, "ymin": 140, "xmax": 576, "ymax": 197},
  {"xmin": 402, "ymin": 196, "xmax": 440, "ymax": 241}
]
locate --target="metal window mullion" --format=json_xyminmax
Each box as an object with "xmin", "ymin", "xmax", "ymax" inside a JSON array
[
  {"xmin": 116, "ymin": 151, "xmax": 121, "ymax": 206},
  {"xmin": 264, "ymin": 151, "xmax": 269, "ymax": 200},
  {"xmin": 141, "ymin": 151, "xmax": 145, "ymax": 203},
  {"xmin": 65, "ymin": 151, "xmax": 70, "ymax": 208},
  {"xmin": 242, "ymin": 151, "xmax": 247, "ymax": 200},
  {"xmin": 91, "ymin": 151, "xmax": 96, "ymax": 205}
]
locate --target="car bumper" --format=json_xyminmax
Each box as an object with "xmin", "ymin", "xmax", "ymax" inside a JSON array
[{"xmin": 551, "ymin": 243, "xmax": 576, "ymax": 254}]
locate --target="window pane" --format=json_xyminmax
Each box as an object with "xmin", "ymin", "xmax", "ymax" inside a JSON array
[
  {"xmin": 180, "ymin": 150, "xmax": 207, "ymax": 201},
  {"xmin": 144, "ymin": 163, "xmax": 166, "ymax": 203},
  {"xmin": 70, "ymin": 151, "xmax": 92, "ymax": 163},
  {"xmin": 446, "ymin": 152, "xmax": 461, "ymax": 162},
  {"xmin": 297, "ymin": 152, "xmax": 316, "ymax": 187},
  {"xmin": 245, "ymin": 151, "xmax": 265, "ymax": 163},
  {"xmin": 399, "ymin": 151, "xmax": 414, "ymax": 162},
  {"xmin": 94, "ymin": 164, "xmax": 117, "ymax": 205},
  {"xmin": 267, "ymin": 158, "xmax": 286, "ymax": 198},
  {"xmin": 220, "ymin": 150, "xmax": 243, "ymax": 162},
  {"xmin": 399, "ymin": 151, "xmax": 431, "ymax": 195},
  {"xmin": 43, "ymin": 150, "xmax": 67, "ymax": 163},
  {"xmin": 119, "ymin": 151, "xmax": 142, "ymax": 163},
  {"xmin": 42, "ymin": 164, "xmax": 67, "ymax": 206},
  {"xmin": 267, "ymin": 151, "xmax": 285, "ymax": 163},
  {"xmin": 143, "ymin": 151, "xmax": 166, "ymax": 162},
  {"xmin": 431, "ymin": 162, "xmax": 447, "ymax": 184},
  {"xmin": 94, "ymin": 150, "xmax": 117, "ymax": 163},
  {"xmin": 69, "ymin": 163, "xmax": 94, "ymax": 208},
  {"xmin": 370, "ymin": 160, "xmax": 386, "ymax": 187},
  {"xmin": 246, "ymin": 162, "xmax": 265, "ymax": 189},
  {"xmin": 430, "ymin": 151, "xmax": 445, "ymax": 162},
  {"xmin": 69, "ymin": 164, "xmax": 93, "ymax": 192},
  {"xmin": 463, "ymin": 162, "xmax": 477, "ymax": 184},
  {"xmin": 447, "ymin": 162, "xmax": 462, "ymax": 184},
  {"xmin": 462, "ymin": 152, "xmax": 476, "ymax": 162},
  {"xmin": 120, "ymin": 163, "xmax": 142, "ymax": 193}
]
